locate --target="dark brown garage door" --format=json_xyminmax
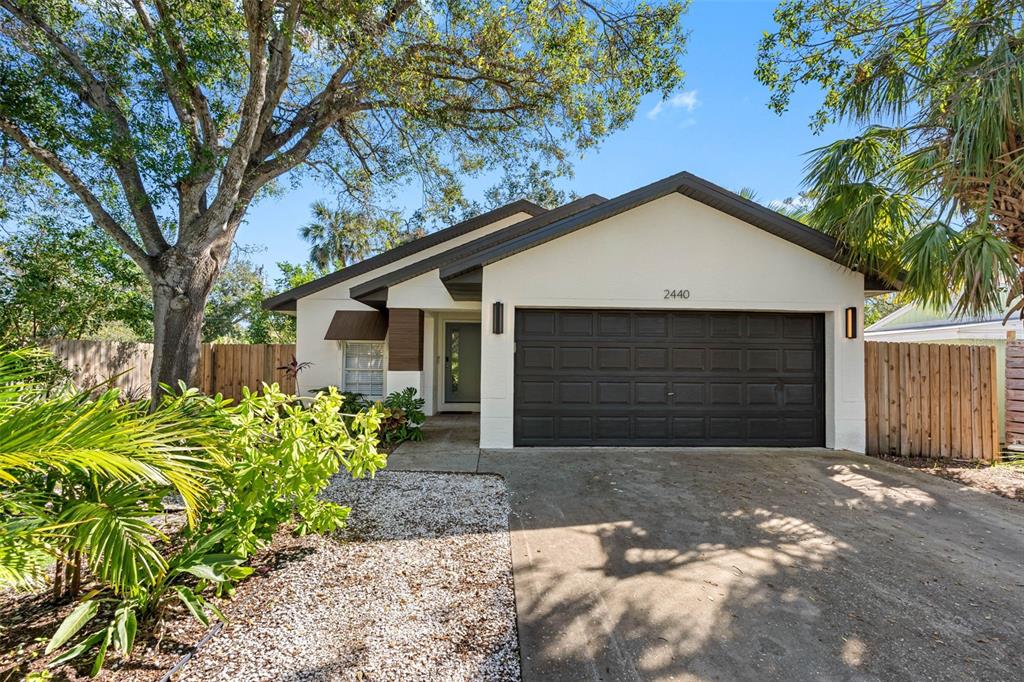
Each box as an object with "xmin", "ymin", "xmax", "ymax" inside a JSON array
[{"xmin": 513, "ymin": 309, "xmax": 825, "ymax": 447}]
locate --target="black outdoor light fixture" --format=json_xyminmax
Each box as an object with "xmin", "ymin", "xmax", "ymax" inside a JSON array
[
  {"xmin": 492, "ymin": 301, "xmax": 504, "ymax": 334},
  {"xmin": 845, "ymin": 306, "xmax": 858, "ymax": 339}
]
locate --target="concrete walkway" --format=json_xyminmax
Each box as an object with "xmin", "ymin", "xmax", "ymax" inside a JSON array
[
  {"xmin": 390, "ymin": 418, "xmax": 1024, "ymax": 680},
  {"xmin": 389, "ymin": 413, "xmax": 481, "ymax": 472}
]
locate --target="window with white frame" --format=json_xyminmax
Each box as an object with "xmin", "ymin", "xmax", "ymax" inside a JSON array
[{"xmin": 342, "ymin": 342, "xmax": 385, "ymax": 398}]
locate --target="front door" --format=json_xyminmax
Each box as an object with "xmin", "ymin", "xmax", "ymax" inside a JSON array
[{"xmin": 444, "ymin": 322, "xmax": 481, "ymax": 404}]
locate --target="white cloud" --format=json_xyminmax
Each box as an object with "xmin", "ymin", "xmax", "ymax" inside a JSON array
[{"xmin": 647, "ymin": 89, "xmax": 700, "ymax": 120}]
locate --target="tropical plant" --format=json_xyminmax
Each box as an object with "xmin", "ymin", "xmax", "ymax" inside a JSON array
[
  {"xmin": 0, "ymin": 348, "xmax": 386, "ymax": 675},
  {"xmin": 380, "ymin": 387, "xmax": 427, "ymax": 445},
  {"xmin": 757, "ymin": 0, "xmax": 1024, "ymax": 317},
  {"xmin": 0, "ymin": 0, "xmax": 688, "ymax": 397},
  {"xmin": 198, "ymin": 384, "xmax": 386, "ymax": 554},
  {"xmin": 0, "ymin": 348, "xmax": 217, "ymax": 594}
]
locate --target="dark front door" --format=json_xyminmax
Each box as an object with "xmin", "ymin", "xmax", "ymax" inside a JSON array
[{"xmin": 513, "ymin": 309, "xmax": 825, "ymax": 447}]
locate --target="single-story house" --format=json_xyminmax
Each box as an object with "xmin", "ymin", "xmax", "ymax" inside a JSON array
[
  {"xmin": 865, "ymin": 302, "xmax": 1020, "ymax": 435},
  {"xmin": 264, "ymin": 171, "xmax": 893, "ymax": 452}
]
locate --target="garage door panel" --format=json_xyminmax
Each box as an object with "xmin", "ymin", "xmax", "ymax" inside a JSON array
[
  {"xmin": 672, "ymin": 348, "xmax": 705, "ymax": 370},
  {"xmin": 597, "ymin": 313, "xmax": 631, "ymax": 336},
  {"xmin": 596, "ymin": 417, "xmax": 630, "ymax": 439},
  {"xmin": 514, "ymin": 310, "xmax": 824, "ymax": 447},
  {"xmin": 520, "ymin": 381, "xmax": 555, "ymax": 405},
  {"xmin": 559, "ymin": 347, "xmax": 593, "ymax": 369},
  {"xmin": 636, "ymin": 417, "xmax": 669, "ymax": 439},
  {"xmin": 559, "ymin": 417, "xmax": 592, "ymax": 439},
  {"xmin": 598, "ymin": 347, "xmax": 631, "ymax": 369},
  {"xmin": 636, "ymin": 314, "xmax": 669, "ymax": 337},
  {"xmin": 672, "ymin": 315, "xmax": 705, "ymax": 337},
  {"xmin": 520, "ymin": 310, "xmax": 556, "ymax": 336},
  {"xmin": 598, "ymin": 382, "xmax": 630, "ymax": 404},
  {"xmin": 559, "ymin": 382, "xmax": 593, "ymax": 403},
  {"xmin": 747, "ymin": 383, "xmax": 778, "ymax": 405},
  {"xmin": 558, "ymin": 312, "xmax": 594, "ymax": 336},
  {"xmin": 636, "ymin": 382, "xmax": 669, "ymax": 404},
  {"xmin": 522, "ymin": 346, "xmax": 555, "ymax": 369},
  {"xmin": 636, "ymin": 348, "xmax": 669, "ymax": 369},
  {"xmin": 672, "ymin": 383, "xmax": 704, "ymax": 405}
]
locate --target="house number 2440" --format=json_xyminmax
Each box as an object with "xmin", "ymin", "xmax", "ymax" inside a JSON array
[{"xmin": 663, "ymin": 289, "xmax": 691, "ymax": 300}]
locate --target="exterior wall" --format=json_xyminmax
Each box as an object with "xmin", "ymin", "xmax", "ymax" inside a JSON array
[
  {"xmin": 479, "ymin": 193, "xmax": 867, "ymax": 451},
  {"xmin": 294, "ymin": 212, "xmax": 530, "ymax": 396}
]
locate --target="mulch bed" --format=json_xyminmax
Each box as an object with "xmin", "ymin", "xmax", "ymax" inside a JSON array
[
  {"xmin": 873, "ymin": 454, "xmax": 1024, "ymax": 502},
  {"xmin": 1, "ymin": 471, "xmax": 518, "ymax": 681}
]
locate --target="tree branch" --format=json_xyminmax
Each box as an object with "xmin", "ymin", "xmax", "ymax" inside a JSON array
[
  {"xmin": 0, "ymin": 0, "xmax": 168, "ymax": 255},
  {"xmin": 0, "ymin": 117, "xmax": 152, "ymax": 273},
  {"xmin": 194, "ymin": 0, "xmax": 275, "ymax": 241}
]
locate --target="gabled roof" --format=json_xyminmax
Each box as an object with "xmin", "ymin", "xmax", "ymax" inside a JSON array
[
  {"xmin": 262, "ymin": 199, "xmax": 545, "ymax": 311},
  {"xmin": 438, "ymin": 171, "xmax": 897, "ymax": 293},
  {"xmin": 349, "ymin": 194, "xmax": 607, "ymax": 306}
]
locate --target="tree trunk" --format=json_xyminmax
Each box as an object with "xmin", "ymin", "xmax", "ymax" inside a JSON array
[{"xmin": 149, "ymin": 244, "xmax": 227, "ymax": 403}]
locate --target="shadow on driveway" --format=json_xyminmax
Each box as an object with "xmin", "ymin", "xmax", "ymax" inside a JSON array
[{"xmin": 478, "ymin": 448, "xmax": 1023, "ymax": 681}]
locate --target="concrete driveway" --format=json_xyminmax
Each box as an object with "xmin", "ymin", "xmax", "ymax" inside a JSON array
[
  {"xmin": 478, "ymin": 448, "xmax": 1023, "ymax": 681},
  {"xmin": 393, "ymin": 424, "xmax": 1024, "ymax": 680}
]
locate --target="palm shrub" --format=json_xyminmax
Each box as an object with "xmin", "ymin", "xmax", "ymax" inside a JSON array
[
  {"xmin": 0, "ymin": 349, "xmax": 217, "ymax": 596},
  {"xmin": 0, "ymin": 349, "xmax": 386, "ymax": 675}
]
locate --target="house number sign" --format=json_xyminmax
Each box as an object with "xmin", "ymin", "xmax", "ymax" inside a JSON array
[{"xmin": 663, "ymin": 289, "xmax": 691, "ymax": 300}]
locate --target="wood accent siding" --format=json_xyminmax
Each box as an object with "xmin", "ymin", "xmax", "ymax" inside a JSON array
[{"xmin": 388, "ymin": 309, "xmax": 424, "ymax": 371}]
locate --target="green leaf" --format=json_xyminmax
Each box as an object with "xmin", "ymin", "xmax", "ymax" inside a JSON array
[
  {"xmin": 174, "ymin": 586, "xmax": 210, "ymax": 626},
  {"xmin": 48, "ymin": 631, "xmax": 104, "ymax": 667},
  {"xmin": 113, "ymin": 606, "xmax": 137, "ymax": 655},
  {"xmin": 183, "ymin": 563, "xmax": 229, "ymax": 582},
  {"xmin": 90, "ymin": 626, "xmax": 113, "ymax": 677},
  {"xmin": 46, "ymin": 600, "xmax": 100, "ymax": 654}
]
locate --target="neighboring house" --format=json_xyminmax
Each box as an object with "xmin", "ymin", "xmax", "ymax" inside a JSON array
[
  {"xmin": 264, "ymin": 171, "xmax": 893, "ymax": 451},
  {"xmin": 865, "ymin": 303, "xmax": 1020, "ymax": 436}
]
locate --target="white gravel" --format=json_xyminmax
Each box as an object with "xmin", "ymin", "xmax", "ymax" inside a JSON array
[{"xmin": 179, "ymin": 471, "xmax": 519, "ymax": 681}]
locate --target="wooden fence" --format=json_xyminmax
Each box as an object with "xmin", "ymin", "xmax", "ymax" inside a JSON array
[
  {"xmin": 1003, "ymin": 341, "xmax": 1024, "ymax": 448},
  {"xmin": 47, "ymin": 339, "xmax": 296, "ymax": 400},
  {"xmin": 865, "ymin": 341, "xmax": 999, "ymax": 461}
]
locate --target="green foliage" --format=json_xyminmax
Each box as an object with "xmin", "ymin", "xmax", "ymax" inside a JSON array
[
  {"xmin": 333, "ymin": 387, "xmax": 427, "ymax": 445},
  {"xmin": 300, "ymin": 200, "xmax": 414, "ymax": 271},
  {"xmin": 200, "ymin": 384, "xmax": 386, "ymax": 549},
  {"xmin": 757, "ymin": 0, "xmax": 1024, "ymax": 318},
  {"xmin": 0, "ymin": 218, "xmax": 151, "ymax": 345},
  {"xmin": 380, "ymin": 387, "xmax": 427, "ymax": 445},
  {"xmin": 0, "ymin": 348, "xmax": 386, "ymax": 675}
]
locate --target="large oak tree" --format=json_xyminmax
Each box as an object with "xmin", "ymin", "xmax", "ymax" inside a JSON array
[{"xmin": 0, "ymin": 0, "xmax": 687, "ymax": 396}]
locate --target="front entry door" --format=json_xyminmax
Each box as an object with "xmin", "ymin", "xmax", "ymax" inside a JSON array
[{"xmin": 444, "ymin": 322, "xmax": 481, "ymax": 404}]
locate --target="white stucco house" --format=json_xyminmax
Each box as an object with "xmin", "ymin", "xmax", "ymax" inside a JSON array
[{"xmin": 264, "ymin": 171, "xmax": 894, "ymax": 452}]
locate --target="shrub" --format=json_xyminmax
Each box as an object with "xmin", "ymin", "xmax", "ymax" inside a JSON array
[
  {"xmin": 380, "ymin": 387, "xmax": 426, "ymax": 444},
  {"xmin": 0, "ymin": 348, "xmax": 386, "ymax": 675}
]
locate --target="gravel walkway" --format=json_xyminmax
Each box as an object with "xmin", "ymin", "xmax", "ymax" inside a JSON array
[{"xmin": 180, "ymin": 471, "xmax": 518, "ymax": 681}]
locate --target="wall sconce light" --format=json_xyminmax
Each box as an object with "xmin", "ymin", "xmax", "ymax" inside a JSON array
[
  {"xmin": 492, "ymin": 301, "xmax": 504, "ymax": 334},
  {"xmin": 845, "ymin": 306, "xmax": 858, "ymax": 339}
]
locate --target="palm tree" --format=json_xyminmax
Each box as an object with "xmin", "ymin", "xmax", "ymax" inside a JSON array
[
  {"xmin": 0, "ymin": 348, "xmax": 218, "ymax": 594},
  {"xmin": 300, "ymin": 202, "xmax": 406, "ymax": 271},
  {"xmin": 759, "ymin": 0, "xmax": 1024, "ymax": 318}
]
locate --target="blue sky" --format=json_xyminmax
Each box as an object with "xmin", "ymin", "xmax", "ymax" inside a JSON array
[{"xmin": 241, "ymin": 0, "xmax": 855, "ymax": 279}]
